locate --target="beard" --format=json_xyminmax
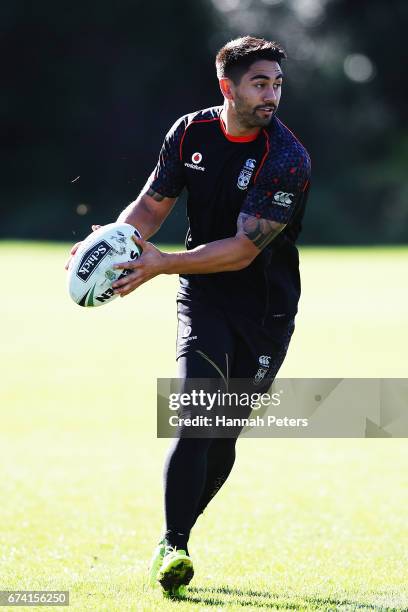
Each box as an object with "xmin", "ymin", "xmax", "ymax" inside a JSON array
[{"xmin": 234, "ymin": 93, "xmax": 277, "ymax": 128}]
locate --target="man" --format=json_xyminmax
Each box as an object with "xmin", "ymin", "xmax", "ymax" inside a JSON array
[{"xmin": 67, "ymin": 35, "xmax": 311, "ymax": 597}]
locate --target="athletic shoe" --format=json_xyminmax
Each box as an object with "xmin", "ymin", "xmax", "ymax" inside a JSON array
[
  {"xmin": 148, "ymin": 538, "xmax": 166, "ymax": 587},
  {"xmin": 157, "ymin": 546, "xmax": 194, "ymax": 593}
]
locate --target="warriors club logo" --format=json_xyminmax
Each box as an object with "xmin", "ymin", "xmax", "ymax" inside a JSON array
[{"xmin": 237, "ymin": 158, "xmax": 257, "ymax": 190}]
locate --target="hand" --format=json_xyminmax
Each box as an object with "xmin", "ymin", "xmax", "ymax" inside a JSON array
[
  {"xmin": 112, "ymin": 235, "xmax": 167, "ymax": 297},
  {"xmin": 64, "ymin": 225, "xmax": 101, "ymax": 270}
]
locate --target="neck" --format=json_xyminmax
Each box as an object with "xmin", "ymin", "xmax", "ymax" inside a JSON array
[{"xmin": 220, "ymin": 103, "xmax": 260, "ymax": 139}]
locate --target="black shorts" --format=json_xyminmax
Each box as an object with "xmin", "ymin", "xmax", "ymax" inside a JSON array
[{"xmin": 176, "ymin": 293, "xmax": 295, "ymax": 392}]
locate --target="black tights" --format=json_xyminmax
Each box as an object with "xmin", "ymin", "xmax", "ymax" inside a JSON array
[
  {"xmin": 163, "ymin": 436, "xmax": 237, "ymax": 553},
  {"xmin": 162, "ymin": 308, "xmax": 294, "ymax": 553},
  {"xmin": 162, "ymin": 354, "xmax": 240, "ymax": 554}
]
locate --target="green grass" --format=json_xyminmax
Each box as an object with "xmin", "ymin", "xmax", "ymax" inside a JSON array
[{"xmin": 0, "ymin": 242, "xmax": 407, "ymax": 611}]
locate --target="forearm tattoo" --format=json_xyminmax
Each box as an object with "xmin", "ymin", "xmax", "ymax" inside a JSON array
[
  {"xmin": 147, "ymin": 188, "xmax": 165, "ymax": 202},
  {"xmin": 238, "ymin": 212, "xmax": 285, "ymax": 250}
]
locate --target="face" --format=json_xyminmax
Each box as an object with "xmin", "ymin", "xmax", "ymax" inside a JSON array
[{"xmin": 227, "ymin": 60, "xmax": 283, "ymax": 128}]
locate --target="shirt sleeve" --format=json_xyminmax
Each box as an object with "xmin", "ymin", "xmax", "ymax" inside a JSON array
[
  {"xmin": 241, "ymin": 144, "xmax": 311, "ymax": 224},
  {"xmin": 147, "ymin": 116, "xmax": 187, "ymax": 198}
]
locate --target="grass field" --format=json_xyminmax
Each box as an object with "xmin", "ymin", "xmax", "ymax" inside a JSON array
[{"xmin": 0, "ymin": 242, "xmax": 408, "ymax": 611}]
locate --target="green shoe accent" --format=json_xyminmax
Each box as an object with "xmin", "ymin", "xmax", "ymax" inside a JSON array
[
  {"xmin": 158, "ymin": 547, "xmax": 194, "ymax": 593},
  {"xmin": 163, "ymin": 584, "xmax": 187, "ymax": 599},
  {"xmin": 172, "ymin": 584, "xmax": 187, "ymax": 598},
  {"xmin": 148, "ymin": 538, "xmax": 166, "ymax": 588}
]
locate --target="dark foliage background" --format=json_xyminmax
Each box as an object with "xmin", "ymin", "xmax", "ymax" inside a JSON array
[{"xmin": 2, "ymin": 0, "xmax": 407, "ymax": 243}]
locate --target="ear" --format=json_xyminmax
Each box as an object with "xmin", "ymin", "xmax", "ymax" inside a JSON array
[{"xmin": 219, "ymin": 77, "xmax": 234, "ymax": 101}]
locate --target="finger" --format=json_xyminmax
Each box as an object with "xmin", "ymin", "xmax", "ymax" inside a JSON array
[
  {"xmin": 65, "ymin": 242, "xmax": 81, "ymax": 269},
  {"xmin": 118, "ymin": 275, "xmax": 152, "ymax": 296},
  {"xmin": 112, "ymin": 270, "xmax": 139, "ymax": 288},
  {"xmin": 113, "ymin": 278, "xmax": 134, "ymax": 290},
  {"xmin": 118, "ymin": 282, "xmax": 143, "ymax": 297},
  {"xmin": 92, "ymin": 224, "xmax": 101, "ymax": 232},
  {"xmin": 115, "ymin": 283, "xmax": 138, "ymax": 296},
  {"xmin": 114, "ymin": 274, "xmax": 147, "ymax": 294},
  {"xmin": 113, "ymin": 278, "xmax": 140, "ymax": 291},
  {"xmin": 113, "ymin": 260, "xmax": 141, "ymax": 271},
  {"xmin": 70, "ymin": 242, "xmax": 81, "ymax": 255},
  {"xmin": 131, "ymin": 234, "xmax": 146, "ymax": 249}
]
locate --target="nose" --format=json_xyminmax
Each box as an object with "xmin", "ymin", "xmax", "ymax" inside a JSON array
[{"xmin": 264, "ymin": 87, "xmax": 278, "ymax": 104}]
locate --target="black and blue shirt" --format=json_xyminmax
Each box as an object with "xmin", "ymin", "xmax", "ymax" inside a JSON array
[{"xmin": 148, "ymin": 105, "xmax": 311, "ymax": 319}]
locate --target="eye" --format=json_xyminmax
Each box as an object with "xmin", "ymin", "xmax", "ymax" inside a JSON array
[
  {"xmin": 274, "ymin": 82, "xmax": 282, "ymax": 90},
  {"xmin": 255, "ymin": 83, "xmax": 265, "ymax": 88}
]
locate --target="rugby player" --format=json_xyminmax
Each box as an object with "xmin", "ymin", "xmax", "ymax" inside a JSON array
[{"xmin": 66, "ymin": 35, "xmax": 311, "ymax": 597}]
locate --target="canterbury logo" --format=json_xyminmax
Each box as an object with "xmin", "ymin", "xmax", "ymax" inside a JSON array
[
  {"xmin": 259, "ymin": 355, "xmax": 271, "ymax": 367},
  {"xmin": 274, "ymin": 191, "xmax": 293, "ymax": 206}
]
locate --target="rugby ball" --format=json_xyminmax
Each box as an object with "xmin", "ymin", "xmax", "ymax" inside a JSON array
[{"xmin": 67, "ymin": 222, "xmax": 142, "ymax": 307}]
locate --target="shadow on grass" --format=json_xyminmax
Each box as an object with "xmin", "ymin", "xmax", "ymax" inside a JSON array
[{"xmin": 181, "ymin": 586, "xmax": 394, "ymax": 610}]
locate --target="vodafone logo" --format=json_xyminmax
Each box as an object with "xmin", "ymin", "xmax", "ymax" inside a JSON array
[
  {"xmin": 185, "ymin": 151, "xmax": 205, "ymax": 172},
  {"xmin": 192, "ymin": 152, "xmax": 202, "ymax": 164}
]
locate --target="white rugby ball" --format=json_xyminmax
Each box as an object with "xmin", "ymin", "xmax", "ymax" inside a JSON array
[{"xmin": 67, "ymin": 222, "xmax": 142, "ymax": 307}]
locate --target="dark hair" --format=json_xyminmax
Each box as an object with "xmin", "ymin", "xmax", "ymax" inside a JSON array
[{"xmin": 215, "ymin": 35, "xmax": 286, "ymax": 83}]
